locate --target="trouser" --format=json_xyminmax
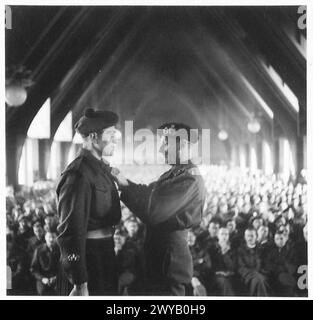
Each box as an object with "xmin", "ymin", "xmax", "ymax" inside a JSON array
[
  {"xmin": 145, "ymin": 277, "xmax": 186, "ymax": 296},
  {"xmin": 272, "ymin": 272, "xmax": 296, "ymax": 297},
  {"xmin": 57, "ymin": 238, "xmax": 117, "ymax": 296},
  {"xmin": 244, "ymin": 272, "xmax": 269, "ymax": 296},
  {"xmin": 36, "ymin": 280, "xmax": 56, "ymax": 296},
  {"xmin": 214, "ymin": 275, "xmax": 235, "ymax": 296},
  {"xmin": 85, "ymin": 238, "xmax": 118, "ymax": 296}
]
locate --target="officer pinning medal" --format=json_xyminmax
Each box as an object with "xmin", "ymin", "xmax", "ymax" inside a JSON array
[{"xmin": 111, "ymin": 122, "xmax": 206, "ymax": 296}]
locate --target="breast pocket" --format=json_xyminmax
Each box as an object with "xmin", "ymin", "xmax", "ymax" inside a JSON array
[{"xmin": 93, "ymin": 184, "xmax": 112, "ymax": 217}]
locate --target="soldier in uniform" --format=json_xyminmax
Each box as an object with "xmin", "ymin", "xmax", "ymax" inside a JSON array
[
  {"xmin": 56, "ymin": 108, "xmax": 121, "ymax": 296},
  {"xmin": 30, "ymin": 232, "xmax": 60, "ymax": 295},
  {"xmin": 112, "ymin": 123, "xmax": 206, "ymax": 296}
]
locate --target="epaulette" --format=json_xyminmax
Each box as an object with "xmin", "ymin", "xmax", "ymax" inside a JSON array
[
  {"xmin": 172, "ymin": 166, "xmax": 200, "ymax": 178},
  {"xmin": 173, "ymin": 169, "xmax": 184, "ymax": 177},
  {"xmin": 61, "ymin": 156, "xmax": 84, "ymax": 176}
]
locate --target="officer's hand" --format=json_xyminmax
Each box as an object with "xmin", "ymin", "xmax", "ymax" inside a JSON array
[
  {"xmin": 111, "ymin": 168, "xmax": 129, "ymax": 188},
  {"xmin": 42, "ymin": 277, "xmax": 49, "ymax": 285},
  {"xmin": 69, "ymin": 282, "xmax": 89, "ymax": 296}
]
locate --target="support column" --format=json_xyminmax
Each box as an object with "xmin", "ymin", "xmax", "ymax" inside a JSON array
[
  {"xmin": 38, "ymin": 139, "xmax": 52, "ymax": 180},
  {"xmin": 245, "ymin": 143, "xmax": 250, "ymax": 168},
  {"xmin": 230, "ymin": 144, "xmax": 238, "ymax": 167},
  {"xmin": 303, "ymin": 135, "xmax": 307, "ymax": 169},
  {"xmin": 274, "ymin": 138, "xmax": 280, "ymax": 174},
  {"xmin": 296, "ymin": 100, "xmax": 306, "ymax": 177},
  {"xmin": 6, "ymin": 131, "xmax": 25, "ymax": 189},
  {"xmin": 239, "ymin": 144, "xmax": 246, "ymax": 169},
  {"xmin": 60, "ymin": 142, "xmax": 72, "ymax": 172},
  {"xmin": 256, "ymin": 141, "xmax": 263, "ymax": 171}
]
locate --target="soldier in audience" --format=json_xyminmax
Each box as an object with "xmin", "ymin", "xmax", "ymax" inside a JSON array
[
  {"xmin": 27, "ymin": 221, "xmax": 45, "ymax": 257},
  {"xmin": 257, "ymin": 225, "xmax": 273, "ymax": 260},
  {"xmin": 226, "ymin": 218, "xmax": 241, "ymax": 250},
  {"xmin": 187, "ymin": 230, "xmax": 210, "ymax": 296},
  {"xmin": 265, "ymin": 230, "xmax": 297, "ymax": 296},
  {"xmin": 31, "ymin": 232, "xmax": 60, "ymax": 295},
  {"xmin": 209, "ymin": 227, "xmax": 237, "ymax": 296},
  {"xmin": 196, "ymin": 217, "xmax": 220, "ymax": 251},
  {"xmin": 114, "ymin": 229, "xmax": 144, "ymax": 295}
]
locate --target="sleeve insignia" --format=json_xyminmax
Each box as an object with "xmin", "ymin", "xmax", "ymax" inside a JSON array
[{"xmin": 67, "ymin": 253, "xmax": 80, "ymax": 262}]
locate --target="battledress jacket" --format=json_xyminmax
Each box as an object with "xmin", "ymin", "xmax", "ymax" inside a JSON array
[
  {"xmin": 56, "ymin": 149, "xmax": 121, "ymax": 285},
  {"xmin": 120, "ymin": 162, "xmax": 206, "ymax": 284}
]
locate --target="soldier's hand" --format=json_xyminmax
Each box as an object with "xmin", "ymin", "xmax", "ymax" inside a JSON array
[
  {"xmin": 70, "ymin": 282, "xmax": 89, "ymax": 296},
  {"xmin": 193, "ymin": 284, "xmax": 207, "ymax": 296}
]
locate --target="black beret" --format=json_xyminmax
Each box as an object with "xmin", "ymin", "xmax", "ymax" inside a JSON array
[
  {"xmin": 74, "ymin": 108, "xmax": 118, "ymax": 135},
  {"xmin": 158, "ymin": 122, "xmax": 199, "ymax": 143}
]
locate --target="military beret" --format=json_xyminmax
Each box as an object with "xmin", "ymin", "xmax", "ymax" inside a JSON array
[
  {"xmin": 74, "ymin": 108, "xmax": 118, "ymax": 135},
  {"xmin": 158, "ymin": 122, "xmax": 199, "ymax": 143}
]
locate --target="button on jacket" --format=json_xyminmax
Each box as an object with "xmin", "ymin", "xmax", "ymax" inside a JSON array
[{"xmin": 56, "ymin": 149, "xmax": 121, "ymax": 285}]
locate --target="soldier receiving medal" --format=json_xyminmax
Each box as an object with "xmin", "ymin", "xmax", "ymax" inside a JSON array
[{"xmin": 56, "ymin": 108, "xmax": 121, "ymax": 295}]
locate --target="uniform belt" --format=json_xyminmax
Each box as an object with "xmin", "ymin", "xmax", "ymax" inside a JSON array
[{"xmin": 86, "ymin": 227, "xmax": 115, "ymax": 239}]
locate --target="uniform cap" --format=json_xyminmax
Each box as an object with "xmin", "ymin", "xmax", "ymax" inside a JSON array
[{"xmin": 74, "ymin": 108, "xmax": 118, "ymax": 135}]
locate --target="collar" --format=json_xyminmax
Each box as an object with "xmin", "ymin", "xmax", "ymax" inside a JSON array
[
  {"xmin": 171, "ymin": 159, "xmax": 194, "ymax": 168},
  {"xmin": 79, "ymin": 148, "xmax": 111, "ymax": 174},
  {"xmin": 170, "ymin": 160, "xmax": 195, "ymax": 174},
  {"xmin": 157, "ymin": 161, "xmax": 196, "ymax": 185}
]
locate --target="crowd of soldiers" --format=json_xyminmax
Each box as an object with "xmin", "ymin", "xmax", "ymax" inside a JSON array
[{"xmin": 6, "ymin": 165, "xmax": 307, "ymax": 296}]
